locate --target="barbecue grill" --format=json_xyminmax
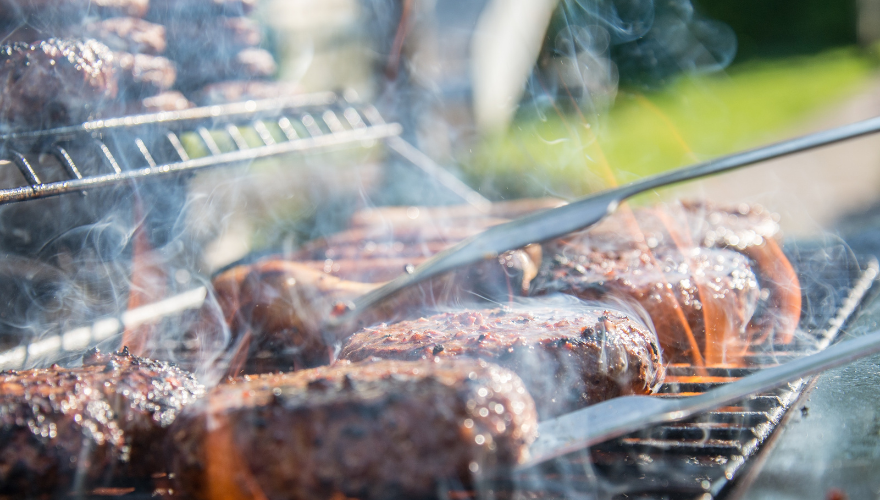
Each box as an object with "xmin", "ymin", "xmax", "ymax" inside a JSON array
[{"xmin": 0, "ymin": 86, "xmax": 877, "ymax": 499}]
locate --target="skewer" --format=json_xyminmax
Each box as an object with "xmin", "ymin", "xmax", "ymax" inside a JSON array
[{"xmin": 326, "ymin": 115, "xmax": 880, "ymax": 330}]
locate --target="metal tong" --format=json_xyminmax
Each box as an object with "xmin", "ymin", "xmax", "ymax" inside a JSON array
[
  {"xmin": 326, "ymin": 115, "xmax": 880, "ymax": 329},
  {"xmin": 519, "ymin": 330, "xmax": 880, "ymax": 470}
]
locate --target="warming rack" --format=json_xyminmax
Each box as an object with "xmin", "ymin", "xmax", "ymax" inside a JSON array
[{"xmin": 0, "ymin": 91, "xmax": 489, "ymax": 209}]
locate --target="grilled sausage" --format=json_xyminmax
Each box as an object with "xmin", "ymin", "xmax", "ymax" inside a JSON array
[
  {"xmin": 340, "ymin": 300, "xmax": 664, "ymax": 419},
  {"xmin": 0, "ymin": 348, "xmax": 204, "ymax": 497},
  {"xmin": 169, "ymin": 359, "xmax": 537, "ymax": 500}
]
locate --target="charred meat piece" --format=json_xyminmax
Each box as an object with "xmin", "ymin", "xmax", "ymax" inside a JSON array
[
  {"xmin": 340, "ymin": 302, "xmax": 663, "ymax": 419},
  {"xmin": 0, "ymin": 0, "xmax": 149, "ymax": 23},
  {"xmin": 79, "ymin": 17, "xmax": 166, "ymax": 55},
  {"xmin": 676, "ymin": 201, "xmax": 802, "ymax": 343},
  {"xmin": 551, "ymin": 201, "xmax": 800, "ymax": 346},
  {"xmin": 194, "ymin": 79, "xmax": 302, "ymax": 105},
  {"xmin": 295, "ymin": 216, "xmax": 541, "ymax": 295},
  {"xmin": 533, "ymin": 246, "xmax": 760, "ymax": 364},
  {"xmin": 169, "ymin": 359, "xmax": 537, "ymax": 500},
  {"xmin": 205, "ymin": 260, "xmax": 454, "ymax": 375},
  {"xmin": 0, "ymin": 38, "xmax": 117, "ymax": 129},
  {"xmin": 0, "ymin": 348, "xmax": 204, "ymax": 497},
  {"xmin": 114, "ymin": 51, "xmax": 176, "ymax": 99}
]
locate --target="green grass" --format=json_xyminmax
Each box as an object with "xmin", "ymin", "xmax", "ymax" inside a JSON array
[{"xmin": 467, "ymin": 48, "xmax": 878, "ymax": 199}]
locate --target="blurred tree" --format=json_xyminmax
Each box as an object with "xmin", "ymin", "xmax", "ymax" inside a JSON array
[{"xmin": 694, "ymin": 0, "xmax": 858, "ymax": 61}]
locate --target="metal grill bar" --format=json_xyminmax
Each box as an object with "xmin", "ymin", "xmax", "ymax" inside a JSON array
[{"xmin": 0, "ymin": 93, "xmax": 409, "ymax": 207}]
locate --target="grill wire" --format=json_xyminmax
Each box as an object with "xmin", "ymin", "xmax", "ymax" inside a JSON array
[
  {"xmin": 0, "ymin": 96, "xmax": 875, "ymax": 499},
  {"xmin": 499, "ymin": 249, "xmax": 878, "ymax": 500}
]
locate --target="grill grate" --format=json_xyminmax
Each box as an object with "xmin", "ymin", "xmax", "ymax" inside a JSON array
[
  {"xmin": 505, "ymin": 248, "xmax": 878, "ymax": 500},
  {"xmin": 0, "ymin": 92, "xmax": 489, "ymax": 208}
]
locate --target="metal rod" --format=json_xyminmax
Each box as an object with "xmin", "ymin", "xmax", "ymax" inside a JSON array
[
  {"xmin": 327, "ymin": 115, "xmax": 880, "ymax": 329},
  {"xmin": 522, "ymin": 328, "xmax": 880, "ymax": 469},
  {"xmin": 385, "ymin": 136, "xmax": 492, "ymax": 212},
  {"xmin": 0, "ymin": 123, "xmax": 403, "ymax": 205}
]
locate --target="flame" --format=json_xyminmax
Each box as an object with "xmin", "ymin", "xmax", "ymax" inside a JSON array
[{"xmin": 555, "ymin": 75, "xmax": 706, "ymax": 367}]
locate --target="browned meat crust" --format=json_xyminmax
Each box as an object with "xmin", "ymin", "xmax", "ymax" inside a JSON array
[
  {"xmin": 168, "ymin": 359, "xmax": 537, "ymax": 500},
  {"xmin": 534, "ymin": 246, "xmax": 759, "ymax": 364},
  {"xmin": 0, "ymin": 348, "xmax": 204, "ymax": 497},
  {"xmin": 536, "ymin": 201, "xmax": 798, "ymax": 364},
  {"xmin": 0, "ymin": 39, "xmax": 117, "ymax": 129},
  {"xmin": 339, "ymin": 303, "xmax": 663, "ymax": 418},
  {"xmin": 79, "ymin": 17, "xmax": 166, "ymax": 55}
]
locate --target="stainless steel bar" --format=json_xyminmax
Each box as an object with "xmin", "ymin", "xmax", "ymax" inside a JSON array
[
  {"xmin": 51, "ymin": 146, "xmax": 83, "ymax": 180},
  {"xmin": 0, "ymin": 123, "xmax": 402, "ymax": 205},
  {"xmin": 385, "ymin": 136, "xmax": 491, "ymax": 212},
  {"xmin": 166, "ymin": 132, "xmax": 190, "ymax": 161},
  {"xmin": 0, "ymin": 92, "xmax": 339, "ymax": 140},
  {"xmin": 9, "ymin": 150, "xmax": 40, "ymax": 185}
]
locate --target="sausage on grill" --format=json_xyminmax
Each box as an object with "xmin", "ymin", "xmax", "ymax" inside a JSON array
[
  {"xmin": 168, "ymin": 359, "xmax": 537, "ymax": 500},
  {"xmin": 537, "ymin": 201, "xmax": 798, "ymax": 364},
  {"xmin": 339, "ymin": 301, "xmax": 663, "ymax": 419},
  {"xmin": 0, "ymin": 348, "xmax": 204, "ymax": 497},
  {"xmin": 534, "ymin": 246, "xmax": 760, "ymax": 364}
]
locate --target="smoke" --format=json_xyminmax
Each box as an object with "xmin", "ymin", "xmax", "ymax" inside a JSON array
[{"xmin": 524, "ymin": 0, "xmax": 737, "ymax": 121}]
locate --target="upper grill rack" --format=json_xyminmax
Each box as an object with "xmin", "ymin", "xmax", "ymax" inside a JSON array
[{"xmin": 0, "ymin": 92, "xmax": 409, "ymax": 206}]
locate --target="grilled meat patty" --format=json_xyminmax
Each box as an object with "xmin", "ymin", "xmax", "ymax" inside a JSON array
[
  {"xmin": 169, "ymin": 359, "xmax": 537, "ymax": 500},
  {"xmin": 0, "ymin": 348, "xmax": 204, "ymax": 497},
  {"xmin": 0, "ymin": 38, "xmax": 117, "ymax": 129},
  {"xmin": 339, "ymin": 302, "xmax": 663, "ymax": 418},
  {"xmin": 534, "ymin": 246, "xmax": 759, "ymax": 364},
  {"xmin": 536, "ymin": 201, "xmax": 798, "ymax": 364}
]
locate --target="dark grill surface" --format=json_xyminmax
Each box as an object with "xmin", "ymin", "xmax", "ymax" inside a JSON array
[{"xmin": 502, "ymin": 244, "xmax": 878, "ymax": 500}]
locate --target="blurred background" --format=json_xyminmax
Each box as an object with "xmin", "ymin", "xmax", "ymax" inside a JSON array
[{"xmin": 217, "ymin": 0, "xmax": 880, "ymax": 264}]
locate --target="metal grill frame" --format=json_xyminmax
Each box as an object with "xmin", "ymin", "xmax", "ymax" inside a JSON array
[{"xmin": 0, "ymin": 91, "xmax": 489, "ymax": 210}]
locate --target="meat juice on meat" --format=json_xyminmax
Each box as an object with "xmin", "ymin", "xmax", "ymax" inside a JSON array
[
  {"xmin": 340, "ymin": 299, "xmax": 663, "ymax": 419},
  {"xmin": 535, "ymin": 201, "xmax": 799, "ymax": 364},
  {"xmin": 0, "ymin": 348, "xmax": 204, "ymax": 497},
  {"xmin": 168, "ymin": 359, "xmax": 537, "ymax": 500}
]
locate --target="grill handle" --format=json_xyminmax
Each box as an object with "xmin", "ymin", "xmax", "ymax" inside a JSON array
[
  {"xmin": 327, "ymin": 115, "xmax": 880, "ymax": 330},
  {"xmin": 521, "ymin": 329, "xmax": 880, "ymax": 469}
]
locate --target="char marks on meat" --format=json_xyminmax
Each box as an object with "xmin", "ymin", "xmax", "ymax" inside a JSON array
[
  {"xmin": 340, "ymin": 303, "xmax": 663, "ymax": 418},
  {"xmin": 169, "ymin": 359, "xmax": 537, "ymax": 500},
  {"xmin": 0, "ymin": 38, "xmax": 117, "ymax": 129},
  {"xmin": 0, "ymin": 348, "xmax": 204, "ymax": 497}
]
